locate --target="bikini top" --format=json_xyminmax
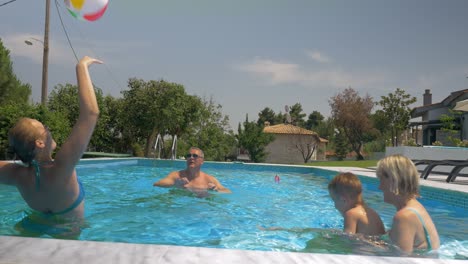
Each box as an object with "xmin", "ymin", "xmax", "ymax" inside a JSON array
[
  {"xmin": 30, "ymin": 160, "xmax": 85, "ymax": 215},
  {"xmin": 406, "ymin": 207, "xmax": 433, "ymax": 251}
]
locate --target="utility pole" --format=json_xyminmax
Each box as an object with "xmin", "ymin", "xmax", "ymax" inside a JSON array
[{"xmin": 41, "ymin": 0, "xmax": 50, "ymax": 105}]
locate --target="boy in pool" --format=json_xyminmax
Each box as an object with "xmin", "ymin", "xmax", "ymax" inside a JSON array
[
  {"xmin": 328, "ymin": 172, "xmax": 385, "ymax": 236},
  {"xmin": 260, "ymin": 172, "xmax": 385, "ymax": 237}
]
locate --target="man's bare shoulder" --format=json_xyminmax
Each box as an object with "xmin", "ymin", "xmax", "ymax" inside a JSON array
[
  {"xmin": 168, "ymin": 170, "xmax": 185, "ymax": 178},
  {"xmin": 202, "ymin": 172, "xmax": 218, "ymax": 180}
]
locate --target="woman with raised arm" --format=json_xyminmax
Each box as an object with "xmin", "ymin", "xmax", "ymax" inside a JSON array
[{"xmin": 0, "ymin": 56, "xmax": 102, "ymax": 237}]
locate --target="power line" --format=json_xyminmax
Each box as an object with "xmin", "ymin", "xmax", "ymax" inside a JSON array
[
  {"xmin": 54, "ymin": 0, "xmax": 79, "ymax": 62},
  {"xmin": 54, "ymin": 0, "xmax": 126, "ymax": 92},
  {"xmin": 0, "ymin": 0, "xmax": 17, "ymax": 7}
]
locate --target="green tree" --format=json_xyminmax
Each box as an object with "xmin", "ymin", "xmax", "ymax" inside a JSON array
[
  {"xmin": 47, "ymin": 83, "xmax": 113, "ymax": 152},
  {"xmin": 329, "ymin": 87, "xmax": 374, "ymax": 160},
  {"xmin": 183, "ymin": 97, "xmax": 236, "ymax": 161},
  {"xmin": 275, "ymin": 112, "xmax": 286, "ymax": 124},
  {"xmin": 0, "ymin": 104, "xmax": 70, "ymax": 159},
  {"xmin": 334, "ymin": 128, "xmax": 348, "ymax": 161},
  {"xmin": 237, "ymin": 115, "xmax": 274, "ymax": 163},
  {"xmin": 101, "ymin": 95, "xmax": 127, "ymax": 153},
  {"xmin": 121, "ymin": 78, "xmax": 204, "ymax": 157},
  {"xmin": 257, "ymin": 107, "xmax": 277, "ymax": 126},
  {"xmin": 0, "ymin": 104, "xmax": 36, "ymax": 159},
  {"xmin": 376, "ymin": 88, "xmax": 417, "ymax": 146},
  {"xmin": 305, "ymin": 111, "xmax": 324, "ymax": 131},
  {"xmin": 288, "ymin": 103, "xmax": 306, "ymax": 127},
  {"xmin": 0, "ymin": 39, "xmax": 31, "ymax": 105},
  {"xmin": 314, "ymin": 117, "xmax": 334, "ymax": 140}
]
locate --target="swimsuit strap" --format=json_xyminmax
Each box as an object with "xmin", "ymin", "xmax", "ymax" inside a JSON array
[
  {"xmin": 52, "ymin": 179, "xmax": 85, "ymax": 215},
  {"xmin": 31, "ymin": 160, "xmax": 41, "ymax": 191},
  {"xmin": 406, "ymin": 207, "xmax": 432, "ymax": 250}
]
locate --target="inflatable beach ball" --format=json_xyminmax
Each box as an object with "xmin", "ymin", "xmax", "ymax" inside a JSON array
[{"xmin": 64, "ymin": 0, "xmax": 109, "ymax": 21}]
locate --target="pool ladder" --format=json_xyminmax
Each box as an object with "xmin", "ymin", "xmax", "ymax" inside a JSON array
[
  {"xmin": 171, "ymin": 135, "xmax": 177, "ymax": 160},
  {"xmin": 153, "ymin": 133, "xmax": 163, "ymax": 159},
  {"xmin": 153, "ymin": 134, "xmax": 177, "ymax": 160}
]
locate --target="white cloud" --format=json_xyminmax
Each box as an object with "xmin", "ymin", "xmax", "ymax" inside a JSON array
[
  {"xmin": 237, "ymin": 57, "xmax": 302, "ymax": 84},
  {"xmin": 306, "ymin": 50, "xmax": 331, "ymax": 63},
  {"xmin": 236, "ymin": 57, "xmax": 385, "ymax": 89},
  {"xmin": 3, "ymin": 33, "xmax": 75, "ymax": 65}
]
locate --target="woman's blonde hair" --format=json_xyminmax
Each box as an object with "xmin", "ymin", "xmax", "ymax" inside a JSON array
[
  {"xmin": 376, "ymin": 154, "xmax": 419, "ymax": 197},
  {"xmin": 328, "ymin": 172, "xmax": 363, "ymax": 204},
  {"xmin": 8, "ymin": 118, "xmax": 42, "ymax": 165}
]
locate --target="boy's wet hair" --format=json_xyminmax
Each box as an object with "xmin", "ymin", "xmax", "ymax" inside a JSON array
[{"xmin": 328, "ymin": 172, "xmax": 363, "ymax": 204}]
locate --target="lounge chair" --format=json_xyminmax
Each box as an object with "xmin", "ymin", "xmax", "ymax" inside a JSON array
[
  {"xmin": 412, "ymin": 159, "xmax": 437, "ymax": 166},
  {"xmin": 446, "ymin": 162, "xmax": 468, "ymax": 183},
  {"xmin": 419, "ymin": 159, "xmax": 468, "ymax": 180}
]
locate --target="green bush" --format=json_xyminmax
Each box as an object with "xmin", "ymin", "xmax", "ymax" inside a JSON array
[
  {"xmin": 457, "ymin": 140, "xmax": 468, "ymax": 148},
  {"xmin": 132, "ymin": 143, "xmax": 144, "ymax": 157},
  {"xmin": 405, "ymin": 138, "xmax": 418, "ymax": 146}
]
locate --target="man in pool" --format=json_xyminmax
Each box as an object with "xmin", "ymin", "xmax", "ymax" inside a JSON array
[{"xmin": 153, "ymin": 147, "xmax": 231, "ymax": 193}]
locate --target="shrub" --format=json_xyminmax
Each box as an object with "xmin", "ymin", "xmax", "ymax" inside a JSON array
[
  {"xmin": 132, "ymin": 143, "xmax": 144, "ymax": 157},
  {"xmin": 457, "ymin": 140, "xmax": 468, "ymax": 148},
  {"xmin": 405, "ymin": 138, "xmax": 418, "ymax": 146}
]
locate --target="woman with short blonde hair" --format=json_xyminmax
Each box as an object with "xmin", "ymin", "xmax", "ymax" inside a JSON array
[{"xmin": 376, "ymin": 154, "xmax": 440, "ymax": 254}]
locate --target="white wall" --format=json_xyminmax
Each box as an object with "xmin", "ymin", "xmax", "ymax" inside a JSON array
[
  {"xmin": 265, "ymin": 134, "xmax": 317, "ymax": 164},
  {"xmin": 386, "ymin": 146, "xmax": 468, "ymax": 173}
]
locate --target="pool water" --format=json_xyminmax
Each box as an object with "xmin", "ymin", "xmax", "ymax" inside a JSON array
[{"xmin": 0, "ymin": 159, "xmax": 467, "ymax": 259}]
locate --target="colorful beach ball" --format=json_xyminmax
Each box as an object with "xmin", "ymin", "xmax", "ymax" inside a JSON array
[{"xmin": 64, "ymin": 0, "xmax": 109, "ymax": 22}]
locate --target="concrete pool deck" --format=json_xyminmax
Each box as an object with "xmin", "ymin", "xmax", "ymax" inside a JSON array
[
  {"xmin": 313, "ymin": 166, "xmax": 468, "ymax": 194},
  {"xmin": 0, "ymin": 165, "xmax": 466, "ymax": 264}
]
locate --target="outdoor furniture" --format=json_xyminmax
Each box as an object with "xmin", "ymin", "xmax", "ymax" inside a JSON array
[
  {"xmin": 419, "ymin": 159, "xmax": 468, "ymax": 180},
  {"xmin": 446, "ymin": 162, "xmax": 468, "ymax": 183}
]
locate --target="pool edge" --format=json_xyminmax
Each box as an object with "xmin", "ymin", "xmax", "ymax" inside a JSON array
[{"xmin": 0, "ymin": 235, "xmax": 462, "ymax": 264}]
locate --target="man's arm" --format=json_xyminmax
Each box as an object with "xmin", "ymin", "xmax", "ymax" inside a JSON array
[
  {"xmin": 153, "ymin": 171, "xmax": 185, "ymax": 188},
  {"xmin": 207, "ymin": 175, "xmax": 231, "ymax": 193}
]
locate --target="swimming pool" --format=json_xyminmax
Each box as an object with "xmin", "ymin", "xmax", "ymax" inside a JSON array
[{"xmin": 0, "ymin": 158, "xmax": 467, "ymax": 259}]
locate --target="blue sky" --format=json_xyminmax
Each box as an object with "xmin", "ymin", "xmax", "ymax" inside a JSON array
[{"xmin": 1, "ymin": 0, "xmax": 468, "ymax": 129}]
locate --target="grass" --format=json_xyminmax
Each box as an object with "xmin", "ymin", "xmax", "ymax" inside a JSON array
[{"xmin": 305, "ymin": 160, "xmax": 378, "ymax": 168}]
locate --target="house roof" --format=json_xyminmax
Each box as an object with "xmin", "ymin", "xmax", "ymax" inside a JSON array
[
  {"xmin": 319, "ymin": 137, "xmax": 329, "ymax": 143},
  {"xmin": 411, "ymin": 89, "xmax": 468, "ymax": 118},
  {"xmin": 263, "ymin": 124, "xmax": 317, "ymax": 135},
  {"xmin": 263, "ymin": 123, "xmax": 329, "ymax": 143}
]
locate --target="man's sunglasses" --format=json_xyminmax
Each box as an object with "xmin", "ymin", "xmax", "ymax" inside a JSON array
[{"xmin": 185, "ymin": 153, "xmax": 203, "ymax": 159}]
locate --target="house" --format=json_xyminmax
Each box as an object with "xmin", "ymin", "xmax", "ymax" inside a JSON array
[
  {"xmin": 410, "ymin": 89, "xmax": 468, "ymax": 145},
  {"xmin": 262, "ymin": 123, "xmax": 328, "ymax": 164}
]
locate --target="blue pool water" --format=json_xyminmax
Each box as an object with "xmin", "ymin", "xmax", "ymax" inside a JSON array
[{"xmin": 0, "ymin": 159, "xmax": 467, "ymax": 259}]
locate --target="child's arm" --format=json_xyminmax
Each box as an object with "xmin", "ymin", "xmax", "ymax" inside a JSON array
[{"xmin": 343, "ymin": 210, "xmax": 359, "ymax": 234}]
